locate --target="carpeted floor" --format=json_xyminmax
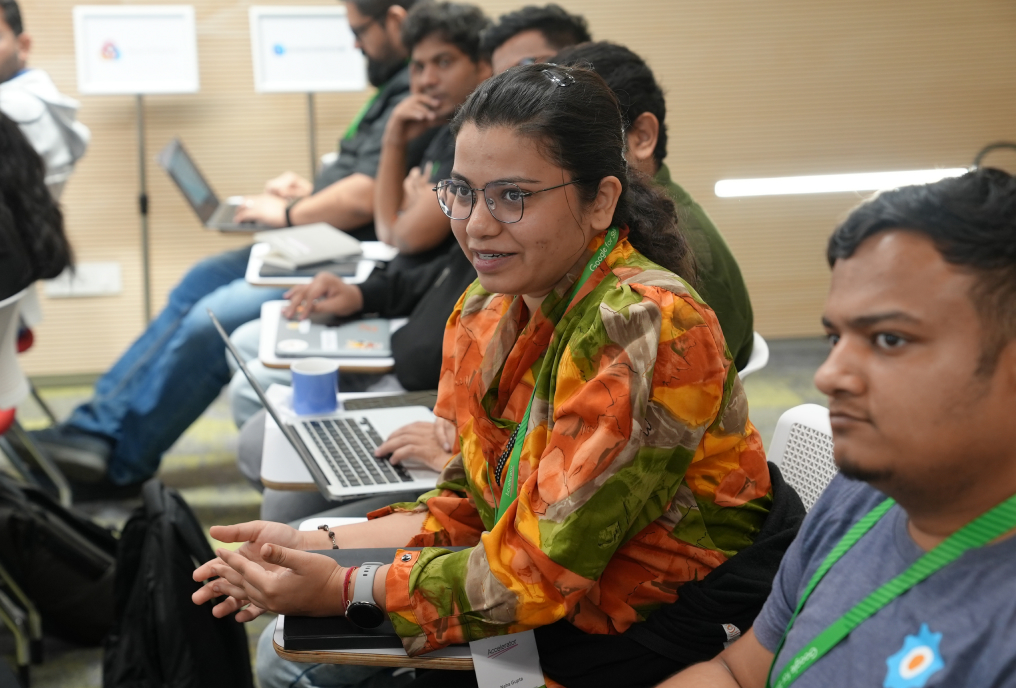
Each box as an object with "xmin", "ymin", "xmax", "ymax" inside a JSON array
[{"xmin": 0, "ymin": 336, "xmax": 831, "ymax": 687}]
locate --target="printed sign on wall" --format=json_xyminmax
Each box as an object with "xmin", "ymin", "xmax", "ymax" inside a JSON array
[
  {"xmin": 73, "ymin": 5, "xmax": 200, "ymax": 94},
  {"xmin": 249, "ymin": 6, "xmax": 367, "ymax": 93}
]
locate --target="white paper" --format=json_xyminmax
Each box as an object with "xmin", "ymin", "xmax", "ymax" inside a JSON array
[
  {"xmin": 249, "ymin": 6, "xmax": 366, "ymax": 93},
  {"xmin": 470, "ymin": 630, "xmax": 545, "ymax": 688},
  {"xmin": 74, "ymin": 5, "xmax": 199, "ymax": 94}
]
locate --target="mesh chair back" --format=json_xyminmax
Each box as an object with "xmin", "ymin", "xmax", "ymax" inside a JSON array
[
  {"xmin": 0, "ymin": 290, "xmax": 29, "ymax": 410},
  {"xmin": 767, "ymin": 404, "xmax": 836, "ymax": 511}
]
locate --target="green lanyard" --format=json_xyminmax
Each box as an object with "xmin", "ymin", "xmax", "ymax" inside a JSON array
[
  {"xmin": 768, "ymin": 492, "xmax": 1016, "ymax": 688},
  {"xmin": 488, "ymin": 227, "xmax": 619, "ymax": 526},
  {"xmin": 342, "ymin": 90, "xmax": 380, "ymax": 140}
]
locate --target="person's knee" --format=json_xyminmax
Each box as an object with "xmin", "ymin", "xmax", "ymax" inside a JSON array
[
  {"xmin": 255, "ymin": 620, "xmax": 298, "ymax": 688},
  {"xmin": 237, "ymin": 410, "xmax": 266, "ymax": 489}
]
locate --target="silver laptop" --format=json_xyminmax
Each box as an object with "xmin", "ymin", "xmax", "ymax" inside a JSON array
[
  {"xmin": 276, "ymin": 316, "xmax": 392, "ymax": 358},
  {"xmin": 209, "ymin": 310, "xmax": 440, "ymax": 501},
  {"xmin": 157, "ymin": 138, "xmax": 273, "ymax": 232}
]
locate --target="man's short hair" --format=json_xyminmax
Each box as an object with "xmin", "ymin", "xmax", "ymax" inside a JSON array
[
  {"xmin": 553, "ymin": 41, "xmax": 668, "ymax": 167},
  {"xmin": 1, "ymin": 0, "xmax": 23, "ymax": 35},
  {"xmin": 478, "ymin": 4, "xmax": 589, "ymax": 61},
  {"xmin": 401, "ymin": 1, "xmax": 490, "ymax": 62},
  {"xmin": 350, "ymin": 0, "xmax": 417, "ymax": 19},
  {"xmin": 828, "ymin": 167, "xmax": 1016, "ymax": 373}
]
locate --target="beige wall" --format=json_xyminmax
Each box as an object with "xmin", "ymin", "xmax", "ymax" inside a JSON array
[{"xmin": 18, "ymin": 0, "xmax": 1016, "ymax": 376}]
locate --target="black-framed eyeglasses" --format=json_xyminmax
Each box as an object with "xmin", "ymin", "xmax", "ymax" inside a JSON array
[
  {"xmin": 433, "ymin": 179, "xmax": 586, "ymax": 224},
  {"xmin": 349, "ymin": 16, "xmax": 379, "ymax": 41}
]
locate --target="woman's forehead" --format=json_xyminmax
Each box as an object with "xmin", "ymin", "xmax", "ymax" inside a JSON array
[{"xmin": 452, "ymin": 124, "xmax": 557, "ymax": 184}]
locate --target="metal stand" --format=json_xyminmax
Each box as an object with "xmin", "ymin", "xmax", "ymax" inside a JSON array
[
  {"xmin": 306, "ymin": 92, "xmax": 317, "ymax": 177},
  {"xmin": 136, "ymin": 94, "xmax": 152, "ymax": 324}
]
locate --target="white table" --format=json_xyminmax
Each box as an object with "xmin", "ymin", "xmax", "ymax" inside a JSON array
[
  {"xmin": 245, "ymin": 241, "xmax": 398, "ymax": 287},
  {"xmin": 258, "ymin": 300, "xmax": 403, "ymax": 372}
]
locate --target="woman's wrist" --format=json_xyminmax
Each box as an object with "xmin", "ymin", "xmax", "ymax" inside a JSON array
[
  {"xmin": 299, "ymin": 528, "xmax": 335, "ymax": 551},
  {"xmin": 345, "ymin": 563, "xmax": 390, "ymax": 611}
]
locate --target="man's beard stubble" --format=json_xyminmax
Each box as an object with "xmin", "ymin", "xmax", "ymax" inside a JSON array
[{"xmin": 366, "ymin": 53, "xmax": 405, "ymax": 87}]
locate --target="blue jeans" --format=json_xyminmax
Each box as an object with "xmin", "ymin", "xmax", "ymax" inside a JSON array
[{"xmin": 67, "ymin": 247, "xmax": 286, "ymax": 484}]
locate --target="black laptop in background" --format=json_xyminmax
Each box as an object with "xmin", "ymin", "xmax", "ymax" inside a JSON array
[{"xmin": 157, "ymin": 138, "xmax": 273, "ymax": 233}]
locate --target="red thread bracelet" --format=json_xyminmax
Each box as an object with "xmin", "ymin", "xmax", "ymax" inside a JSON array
[{"xmin": 342, "ymin": 566, "xmax": 357, "ymax": 610}]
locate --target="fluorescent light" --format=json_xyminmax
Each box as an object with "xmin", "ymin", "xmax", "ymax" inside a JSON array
[{"xmin": 714, "ymin": 168, "xmax": 969, "ymax": 198}]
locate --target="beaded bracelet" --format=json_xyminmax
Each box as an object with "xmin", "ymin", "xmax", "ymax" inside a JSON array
[{"xmin": 317, "ymin": 524, "xmax": 339, "ymax": 549}]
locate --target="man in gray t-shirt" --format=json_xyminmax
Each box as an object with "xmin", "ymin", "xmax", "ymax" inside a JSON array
[
  {"xmin": 754, "ymin": 474, "xmax": 1016, "ymax": 687},
  {"xmin": 657, "ymin": 168, "xmax": 1016, "ymax": 688}
]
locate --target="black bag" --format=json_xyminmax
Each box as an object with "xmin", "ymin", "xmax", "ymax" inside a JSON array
[
  {"xmin": 102, "ymin": 479, "xmax": 254, "ymax": 688},
  {"xmin": 0, "ymin": 473, "xmax": 117, "ymax": 646}
]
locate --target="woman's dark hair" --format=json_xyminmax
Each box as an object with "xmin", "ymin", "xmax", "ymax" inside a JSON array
[
  {"xmin": 553, "ymin": 41, "xmax": 668, "ymax": 168},
  {"xmin": 401, "ymin": 1, "xmax": 490, "ymax": 63},
  {"xmin": 828, "ymin": 167, "xmax": 1016, "ymax": 373},
  {"xmin": 479, "ymin": 4, "xmax": 590, "ymax": 60},
  {"xmin": 0, "ymin": 113, "xmax": 72, "ymax": 289},
  {"xmin": 451, "ymin": 64, "xmax": 695, "ymax": 284}
]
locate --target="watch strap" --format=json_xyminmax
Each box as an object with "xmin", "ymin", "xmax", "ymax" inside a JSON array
[{"xmin": 351, "ymin": 562, "xmax": 384, "ymax": 606}]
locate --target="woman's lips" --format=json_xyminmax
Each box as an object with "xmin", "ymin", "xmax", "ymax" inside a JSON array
[{"xmin": 471, "ymin": 251, "xmax": 515, "ymax": 273}]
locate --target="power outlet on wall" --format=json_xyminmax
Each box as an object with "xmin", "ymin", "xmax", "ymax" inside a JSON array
[{"xmin": 44, "ymin": 262, "xmax": 123, "ymax": 298}]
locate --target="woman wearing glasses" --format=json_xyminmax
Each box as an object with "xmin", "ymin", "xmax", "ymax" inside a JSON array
[{"xmin": 194, "ymin": 64, "xmax": 771, "ymax": 681}]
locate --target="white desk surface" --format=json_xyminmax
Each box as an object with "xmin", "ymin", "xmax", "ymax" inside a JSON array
[
  {"xmin": 258, "ymin": 300, "xmax": 398, "ymax": 372},
  {"xmin": 245, "ymin": 241, "xmax": 398, "ymax": 288},
  {"xmin": 260, "ymin": 386, "xmax": 405, "ymax": 490}
]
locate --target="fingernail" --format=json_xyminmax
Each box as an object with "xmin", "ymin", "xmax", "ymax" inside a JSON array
[{"xmin": 213, "ymin": 585, "xmax": 220, "ymax": 593}]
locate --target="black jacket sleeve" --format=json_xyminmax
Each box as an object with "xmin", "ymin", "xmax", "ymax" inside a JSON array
[
  {"xmin": 534, "ymin": 463, "xmax": 807, "ymax": 688},
  {"xmin": 358, "ymin": 244, "xmax": 475, "ymax": 391}
]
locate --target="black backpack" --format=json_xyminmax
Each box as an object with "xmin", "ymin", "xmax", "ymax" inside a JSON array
[
  {"xmin": 0, "ymin": 472, "xmax": 117, "ymax": 646},
  {"xmin": 103, "ymin": 479, "xmax": 254, "ymax": 688}
]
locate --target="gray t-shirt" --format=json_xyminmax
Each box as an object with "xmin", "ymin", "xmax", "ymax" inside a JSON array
[{"xmin": 755, "ymin": 474, "xmax": 1016, "ymax": 688}]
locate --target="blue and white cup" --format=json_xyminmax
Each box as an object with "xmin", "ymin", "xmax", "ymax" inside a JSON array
[{"xmin": 290, "ymin": 358, "xmax": 340, "ymax": 416}]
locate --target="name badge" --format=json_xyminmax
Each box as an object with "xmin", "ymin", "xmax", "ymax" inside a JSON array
[{"xmin": 469, "ymin": 630, "xmax": 545, "ymax": 688}]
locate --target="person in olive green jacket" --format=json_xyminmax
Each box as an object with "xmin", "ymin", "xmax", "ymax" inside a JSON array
[{"xmin": 555, "ymin": 41, "xmax": 755, "ymax": 370}]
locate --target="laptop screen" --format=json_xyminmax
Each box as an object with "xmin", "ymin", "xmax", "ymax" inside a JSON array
[
  {"xmin": 157, "ymin": 139, "xmax": 220, "ymax": 223},
  {"xmin": 206, "ymin": 308, "xmax": 334, "ymax": 494}
]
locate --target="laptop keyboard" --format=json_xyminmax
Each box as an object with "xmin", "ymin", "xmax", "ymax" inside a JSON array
[{"xmin": 302, "ymin": 417, "xmax": 414, "ymax": 488}]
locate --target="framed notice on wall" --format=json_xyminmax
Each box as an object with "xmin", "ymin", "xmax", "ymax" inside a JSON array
[
  {"xmin": 249, "ymin": 6, "xmax": 367, "ymax": 93},
  {"xmin": 73, "ymin": 5, "xmax": 200, "ymax": 94}
]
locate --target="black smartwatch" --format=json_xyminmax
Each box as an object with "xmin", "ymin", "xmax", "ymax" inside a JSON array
[
  {"xmin": 284, "ymin": 198, "xmax": 301, "ymax": 227},
  {"xmin": 345, "ymin": 562, "xmax": 386, "ymax": 629}
]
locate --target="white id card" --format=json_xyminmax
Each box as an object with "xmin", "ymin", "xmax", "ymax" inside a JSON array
[{"xmin": 469, "ymin": 630, "xmax": 546, "ymax": 688}]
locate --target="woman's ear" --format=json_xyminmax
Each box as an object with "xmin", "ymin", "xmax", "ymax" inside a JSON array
[
  {"xmin": 625, "ymin": 112, "xmax": 660, "ymax": 177},
  {"xmin": 588, "ymin": 176, "xmax": 623, "ymax": 231}
]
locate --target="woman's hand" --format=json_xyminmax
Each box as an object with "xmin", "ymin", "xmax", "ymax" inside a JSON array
[
  {"xmin": 206, "ymin": 545, "xmax": 348, "ymax": 618},
  {"xmin": 375, "ymin": 419, "xmax": 455, "ymax": 472},
  {"xmin": 283, "ymin": 273, "xmax": 364, "ymax": 320}
]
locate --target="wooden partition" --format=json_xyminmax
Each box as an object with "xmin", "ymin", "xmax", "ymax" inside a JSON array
[{"xmin": 18, "ymin": 0, "xmax": 1016, "ymax": 376}]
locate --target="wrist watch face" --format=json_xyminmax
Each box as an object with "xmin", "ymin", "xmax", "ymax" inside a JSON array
[{"xmin": 346, "ymin": 601, "xmax": 386, "ymax": 629}]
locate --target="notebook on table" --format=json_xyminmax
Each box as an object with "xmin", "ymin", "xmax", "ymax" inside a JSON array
[
  {"xmin": 255, "ymin": 224, "xmax": 363, "ymax": 270},
  {"xmin": 275, "ymin": 315, "xmax": 392, "ymax": 358}
]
